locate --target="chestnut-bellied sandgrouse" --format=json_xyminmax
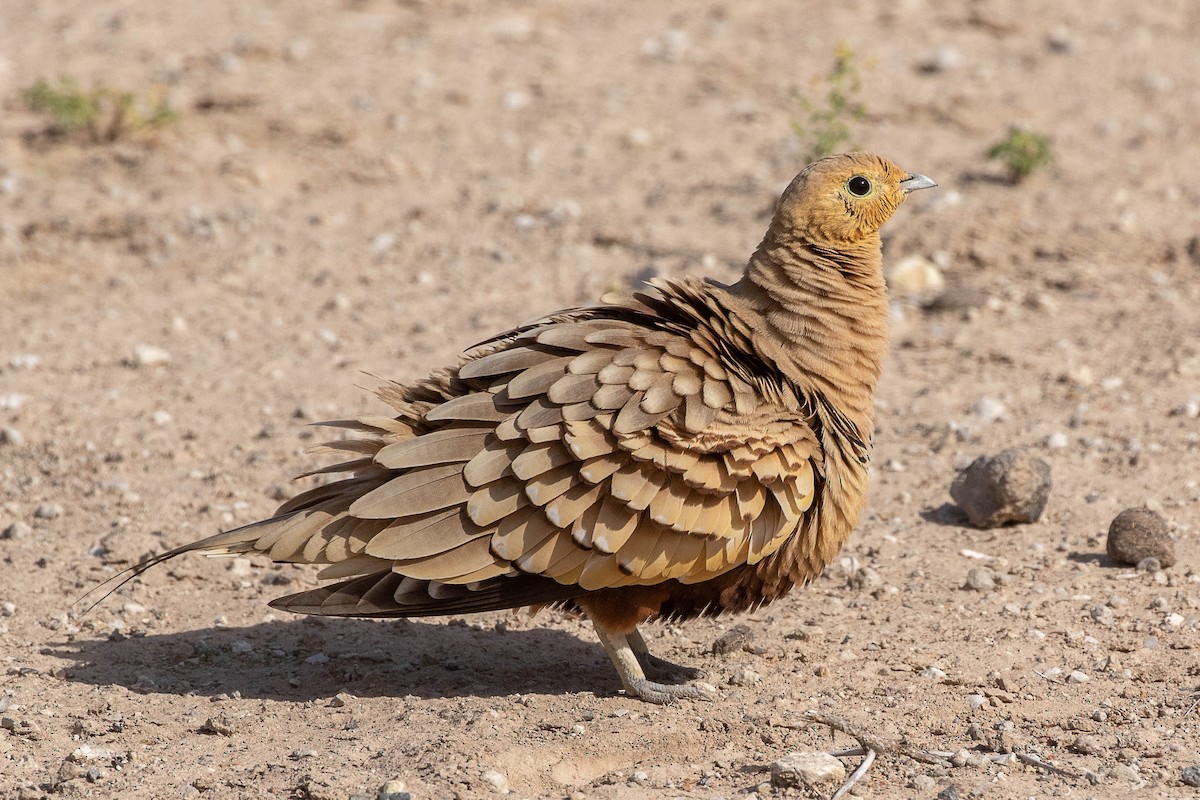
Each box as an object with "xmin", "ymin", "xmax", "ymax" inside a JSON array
[{"xmin": 95, "ymin": 153, "xmax": 935, "ymax": 703}]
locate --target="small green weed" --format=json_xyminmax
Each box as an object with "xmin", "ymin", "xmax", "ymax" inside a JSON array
[
  {"xmin": 23, "ymin": 78, "xmax": 178, "ymax": 143},
  {"xmin": 792, "ymin": 42, "xmax": 867, "ymax": 162},
  {"xmin": 987, "ymin": 127, "xmax": 1052, "ymax": 182}
]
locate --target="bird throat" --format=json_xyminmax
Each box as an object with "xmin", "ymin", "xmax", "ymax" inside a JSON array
[{"xmin": 729, "ymin": 236, "xmax": 890, "ymax": 439}]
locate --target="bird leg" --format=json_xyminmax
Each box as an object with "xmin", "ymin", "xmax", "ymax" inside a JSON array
[
  {"xmin": 626, "ymin": 627, "xmax": 705, "ymax": 682},
  {"xmin": 592, "ymin": 623, "xmax": 715, "ymax": 704}
]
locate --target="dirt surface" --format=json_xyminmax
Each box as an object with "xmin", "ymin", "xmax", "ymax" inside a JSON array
[{"xmin": 2, "ymin": 2, "xmax": 1199, "ymax": 798}]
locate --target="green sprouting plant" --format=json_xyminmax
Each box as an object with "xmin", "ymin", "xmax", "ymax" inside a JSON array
[
  {"xmin": 23, "ymin": 78, "xmax": 179, "ymax": 143},
  {"xmin": 987, "ymin": 127, "xmax": 1053, "ymax": 182},
  {"xmin": 792, "ymin": 41, "xmax": 867, "ymax": 162}
]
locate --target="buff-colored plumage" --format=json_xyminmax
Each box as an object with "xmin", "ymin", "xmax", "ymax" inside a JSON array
[{"xmin": 100, "ymin": 153, "xmax": 934, "ymax": 703}]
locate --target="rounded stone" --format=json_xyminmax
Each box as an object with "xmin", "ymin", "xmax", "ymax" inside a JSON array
[
  {"xmin": 1107, "ymin": 507, "xmax": 1174, "ymax": 568},
  {"xmin": 949, "ymin": 448, "xmax": 1051, "ymax": 528}
]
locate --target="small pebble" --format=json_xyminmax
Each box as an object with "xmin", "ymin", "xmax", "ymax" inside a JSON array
[
  {"xmin": 369, "ymin": 232, "xmax": 396, "ymax": 254},
  {"xmin": 918, "ymin": 45, "xmax": 963, "ymax": 72},
  {"xmin": 936, "ymin": 786, "xmax": 961, "ymax": 800},
  {"xmin": 1047, "ymin": 26, "xmax": 1079, "ymax": 53},
  {"xmin": 848, "ymin": 565, "xmax": 882, "ymax": 589},
  {"xmin": 132, "ymin": 344, "xmax": 171, "ymax": 367},
  {"xmin": 201, "ymin": 714, "xmax": 235, "ymax": 736},
  {"xmin": 963, "ymin": 567, "xmax": 997, "ymax": 592},
  {"xmin": 1107, "ymin": 507, "xmax": 1175, "ymax": 568},
  {"xmin": 1181, "ymin": 766, "xmax": 1200, "ymax": 788},
  {"xmin": 1069, "ymin": 670, "xmax": 1090, "ymax": 683},
  {"xmin": 480, "ymin": 769, "xmax": 510, "ymax": 794},
  {"xmin": 711, "ymin": 624, "xmax": 754, "ymax": 654},
  {"xmin": 729, "ymin": 667, "xmax": 761, "ymax": 686},
  {"xmin": 886, "ymin": 255, "xmax": 945, "ymax": 302},
  {"xmin": 34, "ymin": 503, "xmax": 62, "ymax": 520},
  {"xmin": 1, "ymin": 602, "xmax": 14, "ymax": 616},
  {"xmin": 969, "ymin": 396, "xmax": 1007, "ymax": 424},
  {"xmin": 330, "ymin": 692, "xmax": 354, "ymax": 707},
  {"xmin": 1045, "ymin": 432, "xmax": 1069, "ymax": 449},
  {"xmin": 769, "ymin": 752, "xmax": 846, "ymax": 789},
  {"xmin": 1089, "ymin": 604, "xmax": 1114, "ymax": 626},
  {"xmin": 0, "ymin": 427, "xmax": 23, "ymax": 446},
  {"xmin": 921, "ymin": 666, "xmax": 947, "ymax": 679},
  {"xmin": 2, "ymin": 521, "xmax": 32, "ymax": 539},
  {"xmin": 69, "ymin": 744, "xmax": 113, "ymax": 762},
  {"xmin": 965, "ymin": 694, "xmax": 987, "ymax": 711},
  {"xmin": 377, "ymin": 780, "xmax": 411, "ymax": 800},
  {"xmin": 1071, "ymin": 734, "xmax": 1104, "ymax": 755}
]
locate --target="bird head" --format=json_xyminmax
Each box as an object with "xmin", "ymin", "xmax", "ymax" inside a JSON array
[{"xmin": 772, "ymin": 153, "xmax": 936, "ymax": 248}]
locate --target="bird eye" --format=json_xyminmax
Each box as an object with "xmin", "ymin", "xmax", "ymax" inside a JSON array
[{"xmin": 847, "ymin": 176, "xmax": 872, "ymax": 197}]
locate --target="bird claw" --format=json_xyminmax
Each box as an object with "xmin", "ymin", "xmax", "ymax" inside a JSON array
[
  {"xmin": 637, "ymin": 652, "xmax": 706, "ymax": 683},
  {"xmin": 624, "ymin": 678, "xmax": 718, "ymax": 704}
]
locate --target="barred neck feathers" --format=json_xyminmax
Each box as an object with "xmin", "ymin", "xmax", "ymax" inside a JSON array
[{"xmin": 728, "ymin": 152, "xmax": 931, "ymax": 435}]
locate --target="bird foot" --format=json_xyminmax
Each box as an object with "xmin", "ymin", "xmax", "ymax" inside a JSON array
[
  {"xmin": 592, "ymin": 622, "xmax": 718, "ymax": 704},
  {"xmin": 636, "ymin": 652, "xmax": 705, "ymax": 683},
  {"xmin": 623, "ymin": 677, "xmax": 717, "ymax": 705}
]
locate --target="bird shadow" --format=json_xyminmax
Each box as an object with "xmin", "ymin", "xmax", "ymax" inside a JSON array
[{"xmin": 49, "ymin": 617, "xmax": 619, "ymax": 702}]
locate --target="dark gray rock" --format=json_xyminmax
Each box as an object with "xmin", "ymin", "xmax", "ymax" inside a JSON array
[
  {"xmin": 1107, "ymin": 507, "xmax": 1175, "ymax": 567},
  {"xmin": 949, "ymin": 449, "xmax": 1051, "ymax": 528}
]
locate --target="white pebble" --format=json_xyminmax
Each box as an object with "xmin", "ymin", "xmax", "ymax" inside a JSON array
[
  {"xmin": 9, "ymin": 354, "xmax": 41, "ymax": 369},
  {"xmin": 369, "ymin": 232, "xmax": 396, "ymax": 254},
  {"xmin": 71, "ymin": 745, "xmax": 114, "ymax": 761},
  {"xmin": 151, "ymin": 410, "xmax": 172, "ymax": 426},
  {"xmin": 132, "ymin": 344, "xmax": 171, "ymax": 367},
  {"xmin": 0, "ymin": 427, "xmax": 23, "ymax": 446},
  {"xmin": 970, "ymin": 396, "xmax": 1007, "ymax": 424},
  {"xmin": 920, "ymin": 666, "xmax": 946, "ymax": 679},
  {"xmin": 0, "ymin": 393, "xmax": 26, "ymax": 410},
  {"xmin": 625, "ymin": 128, "xmax": 652, "ymax": 147},
  {"xmin": 918, "ymin": 45, "xmax": 963, "ymax": 72},
  {"xmin": 480, "ymin": 769, "xmax": 510, "ymax": 794},
  {"xmin": 1, "ymin": 601, "xmax": 15, "ymax": 616},
  {"xmin": 502, "ymin": 90, "xmax": 530, "ymax": 111},
  {"xmin": 34, "ymin": 503, "xmax": 62, "ymax": 519},
  {"xmin": 1171, "ymin": 398, "xmax": 1200, "ymax": 418},
  {"xmin": 886, "ymin": 255, "xmax": 945, "ymax": 301},
  {"xmin": 1069, "ymin": 670, "xmax": 1090, "ymax": 683},
  {"xmin": 1045, "ymin": 432, "xmax": 1069, "ymax": 449},
  {"xmin": 966, "ymin": 694, "xmax": 987, "ymax": 710},
  {"xmin": 1165, "ymin": 613, "xmax": 1185, "ymax": 627},
  {"xmin": 730, "ymin": 667, "xmax": 761, "ymax": 686}
]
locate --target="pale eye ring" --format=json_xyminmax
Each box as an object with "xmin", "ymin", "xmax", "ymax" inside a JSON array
[{"xmin": 847, "ymin": 176, "xmax": 872, "ymax": 197}]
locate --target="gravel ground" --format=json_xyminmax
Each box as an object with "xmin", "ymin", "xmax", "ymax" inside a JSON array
[{"xmin": 1, "ymin": 1, "xmax": 1199, "ymax": 798}]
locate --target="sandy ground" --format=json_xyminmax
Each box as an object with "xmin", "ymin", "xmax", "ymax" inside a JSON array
[{"xmin": 2, "ymin": 1, "xmax": 1200, "ymax": 798}]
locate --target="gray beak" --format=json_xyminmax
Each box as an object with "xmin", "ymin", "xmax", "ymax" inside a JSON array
[{"xmin": 900, "ymin": 173, "xmax": 938, "ymax": 192}]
